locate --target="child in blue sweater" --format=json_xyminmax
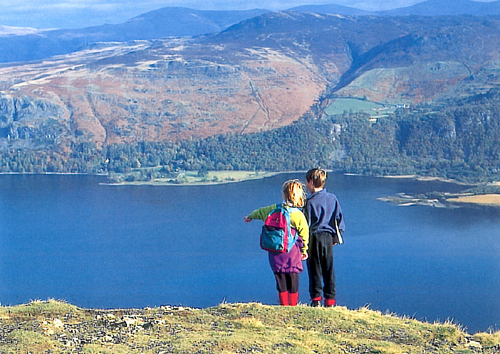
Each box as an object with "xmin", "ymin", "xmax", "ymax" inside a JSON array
[{"xmin": 305, "ymin": 168, "xmax": 345, "ymax": 307}]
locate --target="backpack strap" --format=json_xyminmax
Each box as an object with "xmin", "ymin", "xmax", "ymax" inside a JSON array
[{"xmin": 283, "ymin": 204, "xmax": 300, "ymax": 234}]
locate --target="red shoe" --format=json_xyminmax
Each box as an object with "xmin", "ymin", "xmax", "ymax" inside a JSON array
[
  {"xmin": 310, "ymin": 296, "xmax": 322, "ymax": 307},
  {"xmin": 288, "ymin": 292, "xmax": 298, "ymax": 306},
  {"xmin": 278, "ymin": 291, "xmax": 289, "ymax": 306},
  {"xmin": 324, "ymin": 298, "xmax": 336, "ymax": 307}
]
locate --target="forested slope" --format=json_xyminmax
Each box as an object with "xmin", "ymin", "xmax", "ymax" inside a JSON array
[{"xmin": 2, "ymin": 89, "xmax": 500, "ymax": 183}]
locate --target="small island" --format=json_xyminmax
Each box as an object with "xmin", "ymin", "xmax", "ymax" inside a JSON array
[
  {"xmin": 104, "ymin": 170, "xmax": 281, "ymax": 186},
  {"xmin": 378, "ymin": 178, "xmax": 500, "ymax": 208}
]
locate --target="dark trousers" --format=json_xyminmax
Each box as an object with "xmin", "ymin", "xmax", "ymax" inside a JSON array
[
  {"xmin": 274, "ymin": 272, "xmax": 299, "ymax": 293},
  {"xmin": 307, "ymin": 231, "xmax": 336, "ymax": 300}
]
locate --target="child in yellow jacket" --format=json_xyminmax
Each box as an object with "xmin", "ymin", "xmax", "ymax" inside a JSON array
[{"xmin": 245, "ymin": 179, "xmax": 309, "ymax": 306}]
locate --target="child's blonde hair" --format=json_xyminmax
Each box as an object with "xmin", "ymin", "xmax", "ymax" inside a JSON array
[
  {"xmin": 282, "ymin": 179, "xmax": 306, "ymax": 207},
  {"xmin": 306, "ymin": 168, "xmax": 327, "ymax": 188}
]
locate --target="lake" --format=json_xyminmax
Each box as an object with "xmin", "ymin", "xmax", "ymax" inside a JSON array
[{"xmin": 0, "ymin": 173, "xmax": 499, "ymax": 334}]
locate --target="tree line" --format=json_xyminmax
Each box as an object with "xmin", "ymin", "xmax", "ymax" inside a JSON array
[{"xmin": 1, "ymin": 89, "xmax": 500, "ymax": 183}]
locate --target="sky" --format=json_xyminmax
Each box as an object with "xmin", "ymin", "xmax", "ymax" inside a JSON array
[{"xmin": 0, "ymin": 0, "xmax": 498, "ymax": 29}]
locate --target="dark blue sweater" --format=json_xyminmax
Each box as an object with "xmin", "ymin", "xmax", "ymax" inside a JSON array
[{"xmin": 305, "ymin": 188, "xmax": 345, "ymax": 236}]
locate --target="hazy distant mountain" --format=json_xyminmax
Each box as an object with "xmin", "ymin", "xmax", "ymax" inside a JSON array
[
  {"xmin": 288, "ymin": 0, "xmax": 500, "ymax": 16},
  {"xmin": 379, "ymin": 0, "xmax": 500, "ymax": 16},
  {"xmin": 95, "ymin": 7, "xmax": 270, "ymax": 40},
  {"xmin": 0, "ymin": 7, "xmax": 269, "ymax": 63},
  {"xmin": 4, "ymin": 1, "xmax": 500, "ymax": 64},
  {"xmin": 287, "ymin": 4, "xmax": 371, "ymax": 15}
]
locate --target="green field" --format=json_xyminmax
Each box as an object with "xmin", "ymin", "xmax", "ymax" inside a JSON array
[
  {"xmin": 325, "ymin": 98, "xmax": 394, "ymax": 116},
  {"xmin": 171, "ymin": 170, "xmax": 278, "ymax": 184}
]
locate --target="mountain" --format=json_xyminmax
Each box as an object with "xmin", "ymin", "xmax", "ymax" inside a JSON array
[
  {"xmin": 287, "ymin": 4, "xmax": 372, "ymax": 15},
  {"xmin": 379, "ymin": 0, "xmax": 500, "ymax": 16},
  {"xmin": 289, "ymin": 0, "xmax": 500, "ymax": 16},
  {"xmin": 2, "ymin": 12, "xmax": 500, "ymax": 152},
  {"xmin": 91, "ymin": 7, "xmax": 270, "ymax": 39},
  {"xmin": 4, "ymin": 1, "xmax": 500, "ymax": 65},
  {"xmin": 0, "ymin": 8, "xmax": 269, "ymax": 63}
]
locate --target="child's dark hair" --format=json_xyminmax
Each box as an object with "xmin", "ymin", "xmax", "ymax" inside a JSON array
[{"xmin": 306, "ymin": 168, "xmax": 327, "ymax": 188}]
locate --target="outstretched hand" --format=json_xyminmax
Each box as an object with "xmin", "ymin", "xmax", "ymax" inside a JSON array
[{"xmin": 244, "ymin": 216, "xmax": 252, "ymax": 223}]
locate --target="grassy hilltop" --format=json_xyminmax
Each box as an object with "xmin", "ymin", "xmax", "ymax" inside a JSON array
[{"xmin": 1, "ymin": 300, "xmax": 499, "ymax": 353}]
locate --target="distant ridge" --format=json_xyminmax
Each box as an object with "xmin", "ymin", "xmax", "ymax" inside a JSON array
[
  {"xmin": 287, "ymin": 4, "xmax": 371, "ymax": 16},
  {"xmin": 289, "ymin": 0, "xmax": 500, "ymax": 16},
  {"xmin": 3, "ymin": 1, "xmax": 500, "ymax": 64},
  {"xmin": 0, "ymin": 7, "xmax": 269, "ymax": 63},
  {"xmin": 110, "ymin": 7, "xmax": 269, "ymax": 39},
  {"xmin": 379, "ymin": 0, "xmax": 500, "ymax": 16}
]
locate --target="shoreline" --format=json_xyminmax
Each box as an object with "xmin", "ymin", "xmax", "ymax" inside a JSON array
[
  {"xmin": 380, "ymin": 174, "xmax": 477, "ymax": 186},
  {"xmin": 446, "ymin": 194, "xmax": 500, "ymax": 207},
  {"xmin": 0, "ymin": 171, "xmax": 107, "ymax": 176},
  {"xmin": 0, "ymin": 170, "xmax": 489, "ymax": 186},
  {"xmin": 378, "ymin": 193, "xmax": 500, "ymax": 208},
  {"xmin": 378, "ymin": 175, "xmax": 500, "ymax": 208},
  {"xmin": 102, "ymin": 171, "xmax": 288, "ymax": 187},
  {"xmin": 3, "ymin": 170, "xmax": 500, "ymax": 207}
]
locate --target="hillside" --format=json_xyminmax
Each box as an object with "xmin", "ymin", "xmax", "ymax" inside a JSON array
[
  {"xmin": 2, "ymin": 13, "xmax": 500, "ymax": 179},
  {"xmin": 1, "ymin": 300, "xmax": 499, "ymax": 353},
  {"xmin": 0, "ymin": 32, "xmax": 327, "ymax": 149},
  {"xmin": 0, "ymin": 13, "xmax": 498, "ymax": 146}
]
